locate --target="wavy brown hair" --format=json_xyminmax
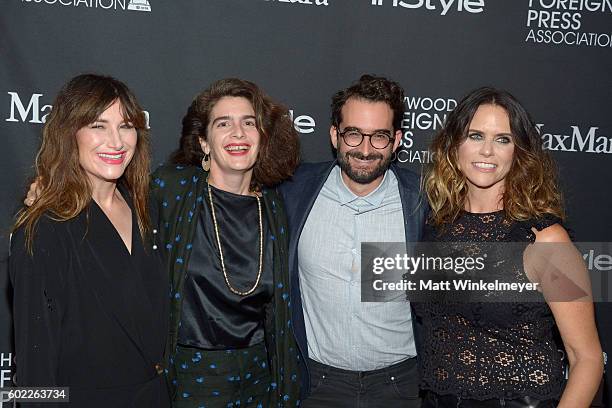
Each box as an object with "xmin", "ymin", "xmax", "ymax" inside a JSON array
[
  {"xmin": 425, "ymin": 87, "xmax": 564, "ymax": 227},
  {"xmin": 14, "ymin": 74, "xmax": 151, "ymax": 252},
  {"xmin": 170, "ymin": 78, "xmax": 300, "ymax": 188}
]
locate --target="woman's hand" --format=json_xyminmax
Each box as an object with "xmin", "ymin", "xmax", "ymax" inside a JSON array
[{"xmin": 24, "ymin": 178, "xmax": 42, "ymax": 206}]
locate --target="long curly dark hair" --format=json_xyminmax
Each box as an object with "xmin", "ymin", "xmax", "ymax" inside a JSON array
[{"xmin": 170, "ymin": 78, "xmax": 300, "ymax": 188}]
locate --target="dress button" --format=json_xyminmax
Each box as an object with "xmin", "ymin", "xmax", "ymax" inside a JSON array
[
  {"xmin": 152, "ymin": 245, "xmax": 158, "ymax": 250},
  {"xmin": 154, "ymin": 364, "xmax": 163, "ymax": 374},
  {"xmin": 153, "ymin": 229, "xmax": 158, "ymax": 234}
]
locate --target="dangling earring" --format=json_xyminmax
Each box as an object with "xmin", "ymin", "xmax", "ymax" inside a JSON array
[{"xmin": 202, "ymin": 153, "xmax": 211, "ymax": 172}]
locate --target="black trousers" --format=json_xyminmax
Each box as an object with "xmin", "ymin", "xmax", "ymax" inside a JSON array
[
  {"xmin": 301, "ymin": 357, "xmax": 421, "ymax": 408},
  {"xmin": 422, "ymin": 391, "xmax": 558, "ymax": 408}
]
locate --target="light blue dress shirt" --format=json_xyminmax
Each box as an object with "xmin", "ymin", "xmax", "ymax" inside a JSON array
[{"xmin": 298, "ymin": 165, "xmax": 416, "ymax": 371}]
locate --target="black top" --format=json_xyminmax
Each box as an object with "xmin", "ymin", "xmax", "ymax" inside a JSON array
[
  {"xmin": 9, "ymin": 189, "xmax": 170, "ymax": 408},
  {"xmin": 178, "ymin": 185, "xmax": 274, "ymax": 349},
  {"xmin": 413, "ymin": 211, "xmax": 565, "ymax": 401}
]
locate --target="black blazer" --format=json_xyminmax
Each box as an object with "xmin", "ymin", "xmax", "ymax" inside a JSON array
[
  {"xmin": 278, "ymin": 161, "xmax": 428, "ymax": 397},
  {"xmin": 9, "ymin": 194, "xmax": 170, "ymax": 407}
]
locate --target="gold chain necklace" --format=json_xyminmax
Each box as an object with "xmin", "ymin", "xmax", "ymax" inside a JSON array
[{"xmin": 207, "ymin": 183, "xmax": 263, "ymax": 296}]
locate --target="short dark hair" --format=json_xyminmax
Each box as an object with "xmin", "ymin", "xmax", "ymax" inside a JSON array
[
  {"xmin": 170, "ymin": 78, "xmax": 300, "ymax": 187},
  {"xmin": 331, "ymin": 74, "xmax": 405, "ymax": 132}
]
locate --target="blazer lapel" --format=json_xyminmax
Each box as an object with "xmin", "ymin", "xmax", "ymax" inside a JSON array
[
  {"xmin": 75, "ymin": 201, "xmax": 151, "ymax": 364},
  {"xmin": 391, "ymin": 164, "xmax": 425, "ymax": 242},
  {"xmin": 287, "ymin": 161, "xmax": 336, "ymax": 272}
]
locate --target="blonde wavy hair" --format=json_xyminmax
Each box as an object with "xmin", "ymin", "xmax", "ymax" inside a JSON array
[
  {"xmin": 425, "ymin": 87, "xmax": 564, "ymax": 227},
  {"xmin": 13, "ymin": 74, "xmax": 151, "ymax": 252}
]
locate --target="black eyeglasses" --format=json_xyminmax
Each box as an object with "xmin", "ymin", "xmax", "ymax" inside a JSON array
[{"xmin": 336, "ymin": 127, "xmax": 395, "ymax": 149}]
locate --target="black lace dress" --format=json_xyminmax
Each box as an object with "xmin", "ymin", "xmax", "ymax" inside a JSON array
[{"xmin": 413, "ymin": 211, "xmax": 565, "ymax": 402}]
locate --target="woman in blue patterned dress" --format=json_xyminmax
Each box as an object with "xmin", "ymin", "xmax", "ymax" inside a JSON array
[
  {"xmin": 151, "ymin": 78, "xmax": 301, "ymax": 408},
  {"xmin": 416, "ymin": 87, "xmax": 603, "ymax": 407}
]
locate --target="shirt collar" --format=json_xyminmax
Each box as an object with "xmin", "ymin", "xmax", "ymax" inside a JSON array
[{"xmin": 334, "ymin": 165, "xmax": 390, "ymax": 208}]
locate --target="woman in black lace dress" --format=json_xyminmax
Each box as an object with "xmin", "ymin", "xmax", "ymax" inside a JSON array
[{"xmin": 416, "ymin": 87, "xmax": 602, "ymax": 407}]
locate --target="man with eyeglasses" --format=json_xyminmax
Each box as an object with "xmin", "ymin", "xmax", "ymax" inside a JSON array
[{"xmin": 279, "ymin": 74, "xmax": 426, "ymax": 407}]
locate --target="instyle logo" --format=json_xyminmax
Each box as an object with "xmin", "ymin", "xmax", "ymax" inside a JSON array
[
  {"xmin": 21, "ymin": 0, "xmax": 151, "ymax": 13},
  {"xmin": 525, "ymin": 0, "xmax": 611, "ymax": 47},
  {"xmin": 584, "ymin": 249, "xmax": 612, "ymax": 271},
  {"xmin": 6, "ymin": 92, "xmax": 151, "ymax": 128},
  {"xmin": 537, "ymin": 123, "xmax": 611, "ymax": 153},
  {"xmin": 265, "ymin": 0, "xmax": 329, "ymax": 6},
  {"xmin": 576, "ymin": 243, "xmax": 612, "ymax": 303},
  {"xmin": 370, "ymin": 0, "xmax": 485, "ymax": 15},
  {"xmin": 289, "ymin": 109, "xmax": 317, "ymax": 134},
  {"xmin": 397, "ymin": 95, "xmax": 457, "ymax": 164}
]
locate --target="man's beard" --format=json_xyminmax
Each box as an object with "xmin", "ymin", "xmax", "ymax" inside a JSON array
[{"xmin": 337, "ymin": 149, "xmax": 393, "ymax": 185}]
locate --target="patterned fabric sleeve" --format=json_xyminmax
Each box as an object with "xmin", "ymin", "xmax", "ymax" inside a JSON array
[{"xmin": 508, "ymin": 214, "xmax": 563, "ymax": 242}]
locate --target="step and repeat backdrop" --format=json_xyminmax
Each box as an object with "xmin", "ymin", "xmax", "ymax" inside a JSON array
[{"xmin": 1, "ymin": 0, "xmax": 611, "ymax": 405}]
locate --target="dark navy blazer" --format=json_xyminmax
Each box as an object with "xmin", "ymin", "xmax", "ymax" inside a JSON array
[{"xmin": 278, "ymin": 161, "xmax": 428, "ymax": 397}]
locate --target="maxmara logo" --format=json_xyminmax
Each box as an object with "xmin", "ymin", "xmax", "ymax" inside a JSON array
[
  {"xmin": 370, "ymin": 0, "xmax": 485, "ymax": 15},
  {"xmin": 6, "ymin": 92, "xmax": 52, "ymax": 124},
  {"xmin": 5, "ymin": 92, "xmax": 151, "ymax": 128},
  {"xmin": 537, "ymin": 123, "xmax": 611, "ymax": 154},
  {"xmin": 4, "ymin": 92, "xmax": 314, "ymax": 134},
  {"xmin": 21, "ymin": 0, "xmax": 151, "ymax": 12}
]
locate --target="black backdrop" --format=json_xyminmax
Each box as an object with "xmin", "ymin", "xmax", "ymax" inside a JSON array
[{"xmin": 1, "ymin": 0, "xmax": 611, "ymax": 406}]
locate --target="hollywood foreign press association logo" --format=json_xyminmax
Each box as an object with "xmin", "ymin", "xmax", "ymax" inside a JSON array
[
  {"xmin": 397, "ymin": 95, "xmax": 457, "ymax": 164},
  {"xmin": 21, "ymin": 0, "xmax": 151, "ymax": 13},
  {"xmin": 525, "ymin": 0, "xmax": 611, "ymax": 48},
  {"xmin": 127, "ymin": 0, "xmax": 150, "ymax": 12}
]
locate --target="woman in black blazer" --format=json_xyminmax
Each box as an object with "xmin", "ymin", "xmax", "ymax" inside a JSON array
[{"xmin": 9, "ymin": 74, "xmax": 170, "ymax": 407}]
